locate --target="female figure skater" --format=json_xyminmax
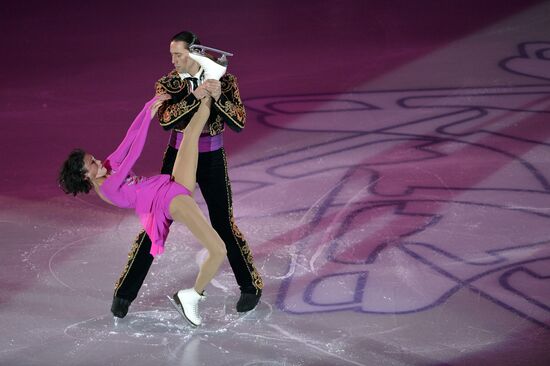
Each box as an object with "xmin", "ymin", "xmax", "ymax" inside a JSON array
[{"xmin": 58, "ymin": 94, "xmax": 225, "ymax": 327}]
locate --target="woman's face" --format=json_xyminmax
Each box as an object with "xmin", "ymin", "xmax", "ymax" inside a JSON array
[{"xmin": 83, "ymin": 153, "xmax": 107, "ymax": 180}]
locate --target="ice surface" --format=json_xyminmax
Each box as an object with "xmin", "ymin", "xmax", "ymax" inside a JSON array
[{"xmin": 2, "ymin": 1, "xmax": 550, "ymax": 365}]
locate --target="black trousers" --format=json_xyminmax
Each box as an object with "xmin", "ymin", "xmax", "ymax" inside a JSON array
[{"xmin": 113, "ymin": 146, "xmax": 263, "ymax": 302}]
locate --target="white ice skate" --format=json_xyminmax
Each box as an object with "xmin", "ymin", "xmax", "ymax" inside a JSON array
[
  {"xmin": 188, "ymin": 44, "xmax": 232, "ymax": 80},
  {"xmin": 168, "ymin": 288, "xmax": 206, "ymax": 327}
]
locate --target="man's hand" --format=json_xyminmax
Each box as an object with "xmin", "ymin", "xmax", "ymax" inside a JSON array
[
  {"xmin": 192, "ymin": 84, "xmax": 211, "ymax": 100},
  {"xmin": 203, "ymin": 79, "xmax": 222, "ymax": 101}
]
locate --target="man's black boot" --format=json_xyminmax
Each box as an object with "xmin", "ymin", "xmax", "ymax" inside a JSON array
[
  {"xmin": 111, "ymin": 296, "xmax": 131, "ymax": 318},
  {"xmin": 236, "ymin": 290, "xmax": 261, "ymax": 312}
]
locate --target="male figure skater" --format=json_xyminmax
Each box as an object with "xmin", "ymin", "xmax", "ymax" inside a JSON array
[{"xmin": 111, "ymin": 31, "xmax": 263, "ymax": 318}]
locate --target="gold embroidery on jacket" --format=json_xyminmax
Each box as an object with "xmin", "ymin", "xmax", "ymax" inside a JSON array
[
  {"xmin": 216, "ymin": 74, "xmax": 246, "ymax": 129},
  {"xmin": 220, "ymin": 100, "xmax": 245, "ymax": 121},
  {"xmin": 114, "ymin": 230, "xmax": 146, "ymax": 293},
  {"xmin": 156, "ymin": 70, "xmax": 185, "ymax": 94},
  {"xmin": 221, "ymin": 150, "xmax": 263, "ymax": 290},
  {"xmin": 209, "ymin": 115, "xmax": 224, "ymax": 135},
  {"xmin": 155, "ymin": 71, "xmax": 245, "ymax": 133}
]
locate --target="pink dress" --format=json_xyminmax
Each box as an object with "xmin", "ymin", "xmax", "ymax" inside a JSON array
[{"xmin": 100, "ymin": 98, "xmax": 191, "ymax": 256}]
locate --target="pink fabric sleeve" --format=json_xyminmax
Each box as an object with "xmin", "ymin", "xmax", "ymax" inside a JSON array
[{"xmin": 104, "ymin": 97, "xmax": 158, "ymax": 187}]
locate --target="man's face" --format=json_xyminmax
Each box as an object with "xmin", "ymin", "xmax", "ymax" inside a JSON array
[{"xmin": 170, "ymin": 41, "xmax": 190, "ymax": 73}]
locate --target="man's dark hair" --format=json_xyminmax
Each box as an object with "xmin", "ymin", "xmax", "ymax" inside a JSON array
[
  {"xmin": 58, "ymin": 148, "xmax": 92, "ymax": 196},
  {"xmin": 171, "ymin": 31, "xmax": 201, "ymax": 49}
]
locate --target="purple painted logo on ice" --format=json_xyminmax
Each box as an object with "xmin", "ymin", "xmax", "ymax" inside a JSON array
[{"xmin": 238, "ymin": 42, "xmax": 550, "ymax": 329}]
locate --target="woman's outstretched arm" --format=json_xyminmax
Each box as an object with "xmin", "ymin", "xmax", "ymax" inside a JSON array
[{"xmin": 102, "ymin": 96, "xmax": 168, "ymax": 188}]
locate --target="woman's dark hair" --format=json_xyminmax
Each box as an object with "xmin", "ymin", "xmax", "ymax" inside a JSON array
[
  {"xmin": 171, "ymin": 31, "xmax": 200, "ymax": 48},
  {"xmin": 58, "ymin": 148, "xmax": 92, "ymax": 196}
]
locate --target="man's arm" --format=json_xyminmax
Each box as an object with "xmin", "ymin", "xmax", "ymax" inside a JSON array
[
  {"xmin": 155, "ymin": 71, "xmax": 201, "ymax": 131},
  {"xmin": 213, "ymin": 73, "xmax": 246, "ymax": 132}
]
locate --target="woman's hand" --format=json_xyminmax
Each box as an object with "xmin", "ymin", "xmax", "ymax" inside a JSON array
[{"xmin": 150, "ymin": 94, "xmax": 171, "ymax": 118}]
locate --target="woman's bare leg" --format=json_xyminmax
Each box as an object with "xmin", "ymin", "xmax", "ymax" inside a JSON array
[
  {"xmin": 171, "ymin": 97, "xmax": 212, "ymax": 193},
  {"xmin": 169, "ymin": 195, "xmax": 226, "ymax": 293},
  {"xmin": 167, "ymin": 97, "xmax": 223, "ymax": 325}
]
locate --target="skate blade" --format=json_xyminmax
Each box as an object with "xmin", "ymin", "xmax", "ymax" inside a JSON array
[
  {"xmin": 190, "ymin": 44, "xmax": 233, "ymax": 57},
  {"xmin": 166, "ymin": 295, "xmax": 198, "ymax": 328}
]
